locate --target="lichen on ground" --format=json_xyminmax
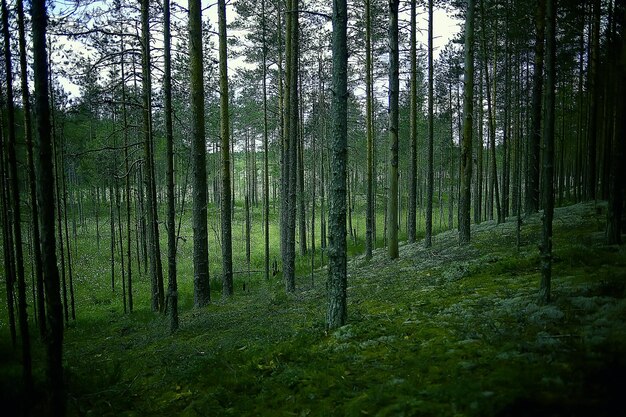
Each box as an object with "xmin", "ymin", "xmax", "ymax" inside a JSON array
[{"xmin": 2, "ymin": 202, "xmax": 625, "ymax": 416}]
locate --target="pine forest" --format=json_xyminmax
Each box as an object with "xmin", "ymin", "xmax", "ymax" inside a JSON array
[{"xmin": 1, "ymin": 0, "xmax": 625, "ymax": 415}]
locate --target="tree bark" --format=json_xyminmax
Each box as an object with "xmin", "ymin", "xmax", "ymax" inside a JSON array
[
  {"xmin": 218, "ymin": 0, "xmax": 234, "ymax": 298},
  {"xmin": 327, "ymin": 0, "xmax": 348, "ymax": 330},
  {"xmin": 459, "ymin": 0, "xmax": 475, "ymax": 245},
  {"xmin": 16, "ymin": 0, "xmax": 46, "ymax": 337},
  {"xmin": 527, "ymin": 0, "xmax": 545, "ymax": 214},
  {"xmin": 606, "ymin": 0, "xmax": 625, "ymax": 244},
  {"xmin": 2, "ymin": 0, "xmax": 33, "ymax": 387},
  {"xmin": 540, "ymin": 0, "xmax": 556, "ymax": 304},
  {"xmin": 119, "ymin": 26, "xmax": 133, "ymax": 312},
  {"xmin": 425, "ymin": 0, "xmax": 434, "ymax": 248},
  {"xmin": 365, "ymin": 0, "xmax": 374, "ymax": 259},
  {"xmin": 586, "ymin": 0, "xmax": 601, "ymax": 200},
  {"xmin": 0, "ymin": 116, "xmax": 17, "ymax": 348},
  {"xmin": 141, "ymin": 0, "xmax": 164, "ymax": 312},
  {"xmin": 189, "ymin": 0, "xmax": 210, "ymax": 307},
  {"xmin": 387, "ymin": 0, "xmax": 400, "ymax": 259},
  {"xmin": 475, "ymin": 64, "xmax": 484, "ymax": 224},
  {"xmin": 408, "ymin": 0, "xmax": 418, "ymax": 244},
  {"xmin": 164, "ymin": 0, "xmax": 178, "ymax": 330},
  {"xmin": 262, "ymin": 0, "xmax": 270, "ymax": 281},
  {"xmin": 32, "ymin": 0, "xmax": 65, "ymax": 412},
  {"xmin": 283, "ymin": 0, "xmax": 299, "ymax": 292}
]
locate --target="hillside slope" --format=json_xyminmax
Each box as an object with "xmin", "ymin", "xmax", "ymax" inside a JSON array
[{"xmin": 3, "ymin": 202, "xmax": 626, "ymax": 416}]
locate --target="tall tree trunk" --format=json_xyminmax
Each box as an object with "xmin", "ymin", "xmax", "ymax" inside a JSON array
[
  {"xmin": 115, "ymin": 178, "xmax": 126, "ymax": 313},
  {"xmin": 189, "ymin": 0, "xmax": 210, "ymax": 307},
  {"xmin": 425, "ymin": 0, "xmax": 434, "ymax": 248},
  {"xmin": 298, "ymin": 71, "xmax": 307, "ymax": 256},
  {"xmin": 459, "ymin": 0, "xmax": 475, "ymax": 244},
  {"xmin": 283, "ymin": 0, "xmax": 299, "ymax": 292},
  {"xmin": 2, "ymin": 7, "xmax": 33, "ymax": 385},
  {"xmin": 262, "ymin": 0, "xmax": 270, "ymax": 281},
  {"xmin": 365, "ymin": 0, "xmax": 374, "ymax": 259},
  {"xmin": 95, "ymin": 186, "xmax": 100, "ymax": 251},
  {"xmin": 0, "ymin": 114, "xmax": 17, "ymax": 347},
  {"xmin": 540, "ymin": 0, "xmax": 556, "ymax": 304},
  {"xmin": 50, "ymin": 63, "xmax": 69, "ymax": 324},
  {"xmin": 110, "ymin": 185, "xmax": 116, "ymax": 292},
  {"xmin": 16, "ymin": 0, "xmax": 46, "ymax": 338},
  {"xmin": 502, "ymin": 18, "xmax": 511, "ymax": 219},
  {"xmin": 387, "ymin": 0, "xmax": 400, "ymax": 259},
  {"xmin": 407, "ymin": 0, "xmax": 418, "ymax": 244},
  {"xmin": 218, "ymin": 0, "xmax": 234, "ymax": 298},
  {"xmin": 606, "ymin": 0, "xmax": 625, "ymax": 244},
  {"xmin": 164, "ymin": 0, "xmax": 178, "ymax": 330},
  {"xmin": 327, "ymin": 0, "xmax": 348, "ymax": 330},
  {"xmin": 32, "ymin": 0, "xmax": 65, "ymax": 411},
  {"xmin": 480, "ymin": 0, "xmax": 502, "ymax": 223},
  {"xmin": 119, "ymin": 27, "xmax": 133, "ymax": 313},
  {"xmin": 474, "ymin": 64, "xmax": 484, "ymax": 224},
  {"xmin": 141, "ymin": 0, "xmax": 164, "ymax": 312},
  {"xmin": 527, "ymin": 0, "xmax": 545, "ymax": 214},
  {"xmin": 60, "ymin": 137, "xmax": 75, "ymax": 320},
  {"xmin": 586, "ymin": 0, "xmax": 601, "ymax": 200}
]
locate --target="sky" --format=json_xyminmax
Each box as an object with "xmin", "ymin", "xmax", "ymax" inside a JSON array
[{"xmin": 56, "ymin": 0, "xmax": 461, "ymax": 99}]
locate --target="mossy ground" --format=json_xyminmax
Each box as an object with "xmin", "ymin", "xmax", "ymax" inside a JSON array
[{"xmin": 1, "ymin": 202, "xmax": 625, "ymax": 416}]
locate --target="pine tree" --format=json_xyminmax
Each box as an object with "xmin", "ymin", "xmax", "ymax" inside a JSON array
[
  {"xmin": 327, "ymin": 0, "xmax": 349, "ymax": 330},
  {"xmin": 459, "ymin": 0, "xmax": 475, "ymax": 244},
  {"xmin": 189, "ymin": 0, "xmax": 210, "ymax": 307}
]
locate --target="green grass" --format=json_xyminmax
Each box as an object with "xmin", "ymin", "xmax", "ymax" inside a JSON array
[{"xmin": 1, "ymin": 201, "xmax": 625, "ymax": 416}]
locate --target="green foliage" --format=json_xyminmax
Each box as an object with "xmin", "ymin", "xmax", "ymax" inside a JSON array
[{"xmin": 1, "ymin": 202, "xmax": 625, "ymax": 415}]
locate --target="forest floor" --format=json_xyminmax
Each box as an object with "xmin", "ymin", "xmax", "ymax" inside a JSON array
[{"xmin": 3, "ymin": 201, "xmax": 626, "ymax": 416}]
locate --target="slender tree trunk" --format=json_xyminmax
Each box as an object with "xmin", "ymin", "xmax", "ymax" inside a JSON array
[
  {"xmin": 408, "ymin": 0, "xmax": 418, "ymax": 244},
  {"xmin": 32, "ymin": 0, "xmax": 65, "ymax": 411},
  {"xmin": 141, "ymin": 0, "xmax": 164, "ymax": 312},
  {"xmin": 218, "ymin": 0, "xmax": 234, "ymax": 298},
  {"xmin": 283, "ymin": 0, "xmax": 299, "ymax": 292},
  {"xmin": 1, "ymin": 8, "xmax": 33, "ymax": 384},
  {"xmin": 459, "ymin": 0, "xmax": 475, "ymax": 244},
  {"xmin": 120, "ymin": 29, "xmax": 133, "ymax": 312},
  {"xmin": 164, "ymin": 0, "xmax": 178, "ymax": 330},
  {"xmin": 137, "ymin": 167, "xmax": 147, "ymax": 275},
  {"xmin": 540, "ymin": 0, "xmax": 556, "ymax": 304},
  {"xmin": 189, "ymin": 0, "xmax": 210, "ymax": 307},
  {"xmin": 311, "ymin": 99, "xmax": 317, "ymax": 284},
  {"xmin": 425, "ymin": 0, "xmax": 434, "ymax": 248},
  {"xmin": 0, "ymin": 88, "xmax": 17, "ymax": 348},
  {"xmin": 365, "ymin": 0, "xmax": 374, "ymax": 258},
  {"xmin": 110, "ymin": 185, "xmax": 116, "ymax": 292},
  {"xmin": 60, "ymin": 137, "xmax": 76, "ymax": 320},
  {"xmin": 502, "ymin": 7, "xmax": 511, "ymax": 218},
  {"xmin": 262, "ymin": 0, "xmax": 270, "ymax": 281},
  {"xmin": 606, "ymin": 0, "xmax": 625, "ymax": 244},
  {"xmin": 527, "ymin": 0, "xmax": 545, "ymax": 214},
  {"xmin": 327, "ymin": 0, "xmax": 348, "ymax": 330},
  {"xmin": 320, "ymin": 140, "xmax": 327, "ymax": 255},
  {"xmin": 586, "ymin": 0, "xmax": 601, "ymax": 200},
  {"xmin": 95, "ymin": 186, "xmax": 100, "ymax": 250},
  {"xmin": 16, "ymin": 0, "xmax": 45, "ymax": 337},
  {"xmin": 475, "ymin": 64, "xmax": 484, "ymax": 224},
  {"xmin": 387, "ymin": 0, "xmax": 400, "ymax": 259},
  {"xmin": 115, "ymin": 178, "xmax": 126, "ymax": 313},
  {"xmin": 298, "ymin": 73, "xmax": 307, "ymax": 256},
  {"xmin": 51, "ymin": 79, "xmax": 69, "ymax": 324},
  {"xmin": 480, "ymin": 0, "xmax": 502, "ymax": 223}
]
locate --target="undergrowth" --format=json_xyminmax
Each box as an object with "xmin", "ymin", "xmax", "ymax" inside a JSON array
[{"xmin": 1, "ymin": 202, "xmax": 625, "ymax": 416}]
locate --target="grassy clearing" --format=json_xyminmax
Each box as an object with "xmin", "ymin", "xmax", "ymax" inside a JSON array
[{"xmin": 1, "ymin": 202, "xmax": 625, "ymax": 416}]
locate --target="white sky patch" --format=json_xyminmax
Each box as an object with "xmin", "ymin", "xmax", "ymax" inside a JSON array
[{"xmin": 54, "ymin": 0, "xmax": 460, "ymax": 101}]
